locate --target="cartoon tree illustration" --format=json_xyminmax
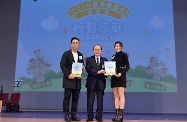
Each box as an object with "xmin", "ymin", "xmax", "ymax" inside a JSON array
[
  {"xmin": 144, "ymin": 55, "xmax": 168, "ymax": 81},
  {"xmin": 27, "ymin": 49, "xmax": 51, "ymax": 82}
]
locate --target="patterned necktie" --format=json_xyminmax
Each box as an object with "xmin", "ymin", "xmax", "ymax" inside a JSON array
[{"xmin": 96, "ymin": 58, "xmax": 99, "ymax": 65}]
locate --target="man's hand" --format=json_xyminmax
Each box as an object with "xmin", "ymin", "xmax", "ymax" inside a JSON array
[
  {"xmin": 82, "ymin": 65, "xmax": 85, "ymax": 70},
  {"xmin": 68, "ymin": 74, "xmax": 74, "ymax": 79},
  {"xmin": 97, "ymin": 69, "xmax": 106, "ymax": 74}
]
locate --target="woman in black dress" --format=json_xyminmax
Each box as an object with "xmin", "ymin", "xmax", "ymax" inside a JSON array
[{"xmin": 111, "ymin": 41, "xmax": 130, "ymax": 122}]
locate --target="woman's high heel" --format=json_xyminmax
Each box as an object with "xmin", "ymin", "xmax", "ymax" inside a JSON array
[
  {"xmin": 112, "ymin": 109, "xmax": 120, "ymax": 121},
  {"xmin": 115, "ymin": 109, "xmax": 123, "ymax": 122}
]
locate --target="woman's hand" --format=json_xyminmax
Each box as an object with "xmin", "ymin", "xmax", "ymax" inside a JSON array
[{"xmin": 116, "ymin": 73, "xmax": 121, "ymax": 77}]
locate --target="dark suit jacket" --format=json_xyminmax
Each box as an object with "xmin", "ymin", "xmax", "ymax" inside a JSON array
[
  {"xmin": 60, "ymin": 49, "xmax": 83, "ymax": 89},
  {"xmin": 85, "ymin": 56, "xmax": 108, "ymax": 90}
]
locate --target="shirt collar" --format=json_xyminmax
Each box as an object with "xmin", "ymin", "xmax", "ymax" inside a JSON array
[{"xmin": 95, "ymin": 56, "xmax": 100, "ymax": 60}]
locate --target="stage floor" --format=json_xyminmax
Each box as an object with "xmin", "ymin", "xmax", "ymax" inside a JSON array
[{"xmin": 0, "ymin": 111, "xmax": 187, "ymax": 122}]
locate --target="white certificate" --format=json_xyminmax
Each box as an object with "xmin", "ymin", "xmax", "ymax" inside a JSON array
[
  {"xmin": 72, "ymin": 63, "xmax": 82, "ymax": 77},
  {"xmin": 104, "ymin": 61, "xmax": 116, "ymax": 75}
]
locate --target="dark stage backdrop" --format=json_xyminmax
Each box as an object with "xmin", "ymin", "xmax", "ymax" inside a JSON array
[{"xmin": 0, "ymin": 0, "xmax": 187, "ymax": 113}]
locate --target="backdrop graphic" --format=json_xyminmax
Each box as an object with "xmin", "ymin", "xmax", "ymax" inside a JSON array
[{"xmin": 15, "ymin": 0, "xmax": 177, "ymax": 92}]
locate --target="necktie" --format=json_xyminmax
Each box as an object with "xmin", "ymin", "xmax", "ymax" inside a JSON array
[{"xmin": 96, "ymin": 58, "xmax": 99, "ymax": 65}]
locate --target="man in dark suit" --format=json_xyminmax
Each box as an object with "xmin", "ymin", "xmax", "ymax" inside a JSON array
[
  {"xmin": 60, "ymin": 37, "xmax": 84, "ymax": 122},
  {"xmin": 85, "ymin": 44, "xmax": 108, "ymax": 122}
]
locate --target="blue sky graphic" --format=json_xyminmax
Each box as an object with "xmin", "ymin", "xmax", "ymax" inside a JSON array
[{"xmin": 15, "ymin": 0, "xmax": 176, "ymax": 79}]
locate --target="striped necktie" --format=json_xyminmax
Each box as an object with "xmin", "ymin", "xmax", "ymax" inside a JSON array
[{"xmin": 96, "ymin": 58, "xmax": 99, "ymax": 65}]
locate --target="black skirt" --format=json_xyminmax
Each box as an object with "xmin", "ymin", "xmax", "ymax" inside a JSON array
[{"xmin": 111, "ymin": 68, "xmax": 127, "ymax": 88}]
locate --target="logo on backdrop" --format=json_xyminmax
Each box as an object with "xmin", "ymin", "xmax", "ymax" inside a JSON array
[
  {"xmin": 67, "ymin": 0, "xmax": 130, "ymax": 22},
  {"xmin": 67, "ymin": 0, "xmax": 131, "ymax": 41}
]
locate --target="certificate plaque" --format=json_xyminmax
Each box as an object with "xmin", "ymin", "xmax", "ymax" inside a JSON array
[
  {"xmin": 72, "ymin": 63, "xmax": 82, "ymax": 77},
  {"xmin": 104, "ymin": 61, "xmax": 116, "ymax": 75}
]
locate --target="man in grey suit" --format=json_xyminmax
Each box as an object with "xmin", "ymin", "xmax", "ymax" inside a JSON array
[
  {"xmin": 60, "ymin": 37, "xmax": 84, "ymax": 122},
  {"xmin": 85, "ymin": 44, "xmax": 108, "ymax": 122}
]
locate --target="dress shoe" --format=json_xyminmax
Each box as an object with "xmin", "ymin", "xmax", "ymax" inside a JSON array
[
  {"xmin": 86, "ymin": 118, "xmax": 93, "ymax": 122},
  {"xmin": 71, "ymin": 114, "xmax": 81, "ymax": 121},
  {"xmin": 96, "ymin": 119, "xmax": 103, "ymax": 122},
  {"xmin": 64, "ymin": 114, "xmax": 71, "ymax": 122}
]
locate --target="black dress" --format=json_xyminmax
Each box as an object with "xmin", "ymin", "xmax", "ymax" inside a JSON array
[{"xmin": 111, "ymin": 51, "xmax": 130, "ymax": 88}]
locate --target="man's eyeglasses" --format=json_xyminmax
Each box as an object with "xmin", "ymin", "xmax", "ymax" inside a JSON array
[{"xmin": 72, "ymin": 42, "xmax": 79, "ymax": 44}]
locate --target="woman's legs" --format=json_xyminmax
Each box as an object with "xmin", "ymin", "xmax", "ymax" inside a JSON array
[
  {"xmin": 118, "ymin": 87, "xmax": 125, "ymax": 109},
  {"xmin": 112, "ymin": 87, "xmax": 125, "ymax": 121},
  {"xmin": 112, "ymin": 88, "xmax": 120, "ymax": 109},
  {"xmin": 116, "ymin": 87, "xmax": 125, "ymax": 121},
  {"xmin": 112, "ymin": 88, "xmax": 120, "ymax": 121},
  {"xmin": 112, "ymin": 87, "xmax": 125, "ymax": 109}
]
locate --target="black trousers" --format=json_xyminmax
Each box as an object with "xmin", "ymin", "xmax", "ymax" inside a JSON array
[
  {"xmin": 63, "ymin": 88, "xmax": 80, "ymax": 115},
  {"xmin": 87, "ymin": 80, "xmax": 104, "ymax": 120}
]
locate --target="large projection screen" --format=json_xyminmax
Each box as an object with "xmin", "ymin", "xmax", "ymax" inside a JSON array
[{"xmin": 16, "ymin": 0, "xmax": 177, "ymax": 93}]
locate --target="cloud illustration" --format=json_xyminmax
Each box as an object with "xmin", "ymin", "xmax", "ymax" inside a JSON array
[
  {"xmin": 41, "ymin": 16, "xmax": 59, "ymax": 31},
  {"xmin": 149, "ymin": 15, "xmax": 165, "ymax": 29}
]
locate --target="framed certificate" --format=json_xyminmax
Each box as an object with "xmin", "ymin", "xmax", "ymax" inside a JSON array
[
  {"xmin": 104, "ymin": 61, "xmax": 116, "ymax": 75},
  {"xmin": 72, "ymin": 63, "xmax": 83, "ymax": 77}
]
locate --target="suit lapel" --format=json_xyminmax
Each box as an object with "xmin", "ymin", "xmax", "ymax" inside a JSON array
[
  {"xmin": 77, "ymin": 52, "xmax": 83, "ymax": 63},
  {"xmin": 100, "ymin": 57, "xmax": 103, "ymax": 65},
  {"xmin": 92, "ymin": 56, "xmax": 103, "ymax": 69},
  {"xmin": 100, "ymin": 57, "xmax": 105, "ymax": 68},
  {"xmin": 90, "ymin": 56, "xmax": 97, "ymax": 66},
  {"xmin": 68, "ymin": 50, "xmax": 74, "ymax": 63}
]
